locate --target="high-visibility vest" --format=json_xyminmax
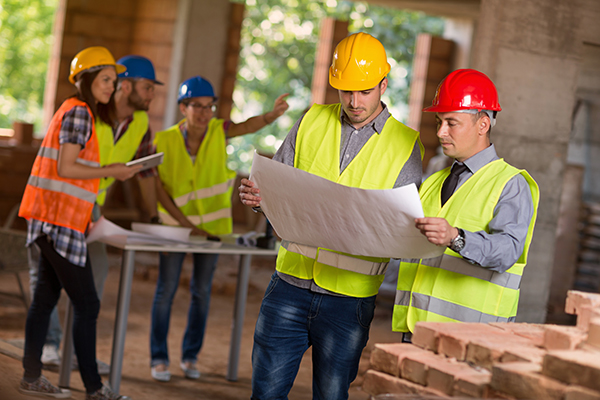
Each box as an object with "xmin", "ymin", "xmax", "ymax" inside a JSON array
[
  {"xmin": 276, "ymin": 103, "xmax": 424, "ymax": 297},
  {"xmin": 154, "ymin": 119, "xmax": 236, "ymax": 235},
  {"xmin": 19, "ymin": 98, "xmax": 101, "ymax": 233},
  {"xmin": 392, "ymin": 159, "xmax": 539, "ymax": 332},
  {"xmin": 95, "ymin": 111, "xmax": 149, "ymax": 206}
]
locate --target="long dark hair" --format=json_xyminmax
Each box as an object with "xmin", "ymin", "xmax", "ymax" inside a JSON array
[{"xmin": 74, "ymin": 68, "xmax": 117, "ymax": 125}]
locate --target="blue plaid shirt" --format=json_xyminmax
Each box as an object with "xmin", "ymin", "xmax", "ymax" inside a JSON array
[{"xmin": 26, "ymin": 104, "xmax": 94, "ymax": 267}]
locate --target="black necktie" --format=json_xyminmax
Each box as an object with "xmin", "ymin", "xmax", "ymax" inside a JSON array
[{"xmin": 441, "ymin": 163, "xmax": 468, "ymax": 205}]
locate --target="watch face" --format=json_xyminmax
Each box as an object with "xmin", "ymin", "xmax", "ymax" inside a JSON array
[{"xmin": 452, "ymin": 237, "xmax": 465, "ymax": 252}]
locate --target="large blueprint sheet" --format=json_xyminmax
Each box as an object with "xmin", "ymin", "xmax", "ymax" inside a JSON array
[{"xmin": 250, "ymin": 153, "xmax": 444, "ymax": 259}]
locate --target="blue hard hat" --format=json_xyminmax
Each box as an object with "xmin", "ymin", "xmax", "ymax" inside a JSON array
[
  {"xmin": 178, "ymin": 76, "xmax": 216, "ymax": 103},
  {"xmin": 117, "ymin": 55, "xmax": 163, "ymax": 85}
]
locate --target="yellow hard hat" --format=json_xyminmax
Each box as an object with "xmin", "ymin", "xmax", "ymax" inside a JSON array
[
  {"xmin": 68, "ymin": 46, "xmax": 126, "ymax": 84},
  {"xmin": 328, "ymin": 32, "xmax": 391, "ymax": 91}
]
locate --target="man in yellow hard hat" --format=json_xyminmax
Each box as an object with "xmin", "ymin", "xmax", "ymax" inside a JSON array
[{"xmin": 238, "ymin": 32, "xmax": 424, "ymax": 399}]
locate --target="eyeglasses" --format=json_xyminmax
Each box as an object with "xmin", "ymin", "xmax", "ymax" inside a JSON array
[{"xmin": 186, "ymin": 102, "xmax": 217, "ymax": 112}]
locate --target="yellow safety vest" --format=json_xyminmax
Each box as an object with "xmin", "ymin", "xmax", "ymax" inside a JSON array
[
  {"xmin": 154, "ymin": 119, "xmax": 236, "ymax": 235},
  {"xmin": 392, "ymin": 159, "xmax": 539, "ymax": 332},
  {"xmin": 276, "ymin": 103, "xmax": 424, "ymax": 297},
  {"xmin": 95, "ymin": 111, "xmax": 149, "ymax": 206}
]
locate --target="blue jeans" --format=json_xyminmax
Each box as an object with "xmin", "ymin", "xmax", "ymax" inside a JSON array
[
  {"xmin": 251, "ymin": 273, "xmax": 376, "ymax": 400},
  {"xmin": 150, "ymin": 251, "xmax": 218, "ymax": 366},
  {"xmin": 23, "ymin": 236, "xmax": 102, "ymax": 394}
]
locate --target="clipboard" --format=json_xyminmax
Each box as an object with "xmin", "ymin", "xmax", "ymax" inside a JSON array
[{"xmin": 126, "ymin": 152, "xmax": 164, "ymax": 171}]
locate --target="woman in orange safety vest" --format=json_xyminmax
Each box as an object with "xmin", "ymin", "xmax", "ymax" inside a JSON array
[{"xmin": 17, "ymin": 46, "xmax": 140, "ymax": 400}]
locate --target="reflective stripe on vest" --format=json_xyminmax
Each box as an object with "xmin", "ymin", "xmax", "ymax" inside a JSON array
[
  {"xmin": 276, "ymin": 103, "xmax": 423, "ymax": 297},
  {"xmin": 36, "ymin": 146, "xmax": 100, "ymax": 168},
  {"xmin": 280, "ymin": 240, "xmax": 389, "ymax": 276},
  {"xmin": 421, "ymin": 254, "xmax": 523, "ymax": 290},
  {"xmin": 392, "ymin": 159, "xmax": 539, "ymax": 332},
  {"xmin": 173, "ymin": 179, "xmax": 235, "ymax": 208},
  {"xmin": 95, "ymin": 111, "xmax": 149, "ymax": 206},
  {"xmin": 154, "ymin": 119, "xmax": 235, "ymax": 235},
  {"xmin": 18, "ymin": 98, "xmax": 100, "ymax": 233}
]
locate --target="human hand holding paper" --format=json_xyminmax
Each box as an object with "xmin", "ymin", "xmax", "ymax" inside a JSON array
[{"xmin": 249, "ymin": 152, "xmax": 444, "ymax": 259}]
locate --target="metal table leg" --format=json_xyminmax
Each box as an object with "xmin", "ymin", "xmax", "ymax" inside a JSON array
[
  {"xmin": 108, "ymin": 249, "xmax": 136, "ymax": 393},
  {"xmin": 226, "ymin": 254, "xmax": 252, "ymax": 381},
  {"xmin": 58, "ymin": 301, "xmax": 74, "ymax": 387}
]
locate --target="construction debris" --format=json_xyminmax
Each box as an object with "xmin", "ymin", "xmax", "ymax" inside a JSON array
[{"xmin": 363, "ymin": 290, "xmax": 600, "ymax": 399}]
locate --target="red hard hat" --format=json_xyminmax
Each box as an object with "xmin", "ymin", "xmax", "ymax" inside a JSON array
[{"xmin": 423, "ymin": 69, "xmax": 502, "ymax": 113}]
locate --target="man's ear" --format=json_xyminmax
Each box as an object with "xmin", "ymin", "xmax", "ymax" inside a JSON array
[
  {"xmin": 179, "ymin": 102, "xmax": 187, "ymax": 117},
  {"xmin": 478, "ymin": 115, "xmax": 491, "ymax": 136},
  {"xmin": 120, "ymin": 80, "xmax": 133, "ymax": 96},
  {"xmin": 379, "ymin": 77, "xmax": 388, "ymax": 95}
]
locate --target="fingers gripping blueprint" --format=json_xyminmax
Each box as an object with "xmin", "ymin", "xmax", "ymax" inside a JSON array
[{"xmin": 249, "ymin": 153, "xmax": 444, "ymax": 260}]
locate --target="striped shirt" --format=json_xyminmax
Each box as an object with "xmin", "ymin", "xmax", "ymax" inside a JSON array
[{"xmin": 26, "ymin": 105, "xmax": 94, "ymax": 267}]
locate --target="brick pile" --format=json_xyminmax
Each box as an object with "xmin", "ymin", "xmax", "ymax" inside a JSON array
[{"xmin": 362, "ymin": 290, "xmax": 600, "ymax": 399}]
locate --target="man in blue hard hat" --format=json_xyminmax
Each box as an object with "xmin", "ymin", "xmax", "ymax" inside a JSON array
[
  {"xmin": 147, "ymin": 75, "xmax": 289, "ymax": 382},
  {"xmin": 32, "ymin": 54, "xmax": 162, "ymax": 372}
]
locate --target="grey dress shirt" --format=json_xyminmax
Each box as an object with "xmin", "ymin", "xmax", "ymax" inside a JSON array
[
  {"xmin": 449, "ymin": 144, "xmax": 534, "ymax": 273},
  {"xmin": 272, "ymin": 102, "xmax": 423, "ymax": 294}
]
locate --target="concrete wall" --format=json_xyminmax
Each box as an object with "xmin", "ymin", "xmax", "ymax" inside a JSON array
[
  {"xmin": 43, "ymin": 0, "xmax": 234, "ymax": 135},
  {"xmin": 567, "ymin": 43, "xmax": 600, "ymax": 201},
  {"xmin": 471, "ymin": 0, "xmax": 600, "ymax": 322}
]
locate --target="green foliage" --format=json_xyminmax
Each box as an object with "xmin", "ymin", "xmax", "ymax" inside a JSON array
[
  {"xmin": 0, "ymin": 0, "xmax": 58, "ymax": 133},
  {"xmin": 227, "ymin": 0, "xmax": 444, "ymax": 173}
]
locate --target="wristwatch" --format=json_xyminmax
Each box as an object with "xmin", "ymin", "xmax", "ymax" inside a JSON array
[{"xmin": 449, "ymin": 228, "xmax": 465, "ymax": 253}]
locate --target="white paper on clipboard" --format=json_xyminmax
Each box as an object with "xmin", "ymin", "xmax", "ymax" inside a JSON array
[{"xmin": 126, "ymin": 152, "xmax": 164, "ymax": 171}]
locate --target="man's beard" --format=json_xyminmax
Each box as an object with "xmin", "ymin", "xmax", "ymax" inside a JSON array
[{"xmin": 128, "ymin": 90, "xmax": 149, "ymax": 111}]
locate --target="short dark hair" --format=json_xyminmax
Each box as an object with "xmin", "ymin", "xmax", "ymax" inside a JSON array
[{"xmin": 74, "ymin": 69, "xmax": 117, "ymax": 125}]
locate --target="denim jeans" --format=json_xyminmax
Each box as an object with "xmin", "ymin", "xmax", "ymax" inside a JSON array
[
  {"xmin": 150, "ymin": 251, "xmax": 218, "ymax": 366},
  {"xmin": 251, "ymin": 273, "xmax": 376, "ymax": 400},
  {"xmin": 23, "ymin": 236, "xmax": 102, "ymax": 394},
  {"xmin": 27, "ymin": 204, "xmax": 108, "ymax": 349}
]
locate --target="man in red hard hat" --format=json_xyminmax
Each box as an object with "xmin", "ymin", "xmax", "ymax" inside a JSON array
[{"xmin": 392, "ymin": 69, "xmax": 540, "ymax": 338}]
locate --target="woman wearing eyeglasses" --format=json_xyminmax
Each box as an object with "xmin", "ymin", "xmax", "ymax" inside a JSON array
[{"xmin": 147, "ymin": 75, "xmax": 289, "ymax": 381}]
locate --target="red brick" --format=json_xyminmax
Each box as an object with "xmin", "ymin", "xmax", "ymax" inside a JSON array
[
  {"xmin": 543, "ymin": 349, "xmax": 600, "ymax": 391},
  {"xmin": 566, "ymin": 290, "xmax": 600, "ymax": 315},
  {"xmin": 361, "ymin": 369, "xmax": 449, "ymax": 398},
  {"xmin": 466, "ymin": 333, "xmax": 535, "ymax": 370},
  {"xmin": 412, "ymin": 322, "xmax": 441, "ymax": 352},
  {"xmin": 427, "ymin": 358, "xmax": 483, "ymax": 395},
  {"xmin": 587, "ymin": 318, "xmax": 600, "ymax": 349},
  {"xmin": 565, "ymin": 385, "xmax": 600, "ymax": 400},
  {"xmin": 452, "ymin": 368, "xmax": 492, "ymax": 398},
  {"xmin": 412, "ymin": 322, "xmax": 500, "ymax": 355},
  {"xmin": 491, "ymin": 362, "xmax": 567, "ymax": 400},
  {"xmin": 369, "ymin": 343, "xmax": 424, "ymax": 377},
  {"xmin": 544, "ymin": 325, "xmax": 587, "ymax": 350},
  {"xmin": 489, "ymin": 322, "xmax": 547, "ymax": 347},
  {"xmin": 400, "ymin": 352, "xmax": 438, "ymax": 385},
  {"xmin": 501, "ymin": 345, "xmax": 546, "ymax": 364},
  {"xmin": 578, "ymin": 305, "xmax": 600, "ymax": 331}
]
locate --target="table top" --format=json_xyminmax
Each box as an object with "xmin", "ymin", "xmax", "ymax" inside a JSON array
[{"xmin": 100, "ymin": 235, "xmax": 280, "ymax": 256}]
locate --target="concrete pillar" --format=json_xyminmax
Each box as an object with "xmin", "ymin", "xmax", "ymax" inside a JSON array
[
  {"xmin": 164, "ymin": 0, "xmax": 232, "ymax": 128},
  {"xmin": 471, "ymin": 0, "xmax": 583, "ymax": 322}
]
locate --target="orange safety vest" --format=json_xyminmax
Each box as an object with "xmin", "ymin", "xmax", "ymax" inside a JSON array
[{"xmin": 19, "ymin": 98, "xmax": 101, "ymax": 233}]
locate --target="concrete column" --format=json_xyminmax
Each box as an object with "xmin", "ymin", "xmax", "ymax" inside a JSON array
[{"xmin": 471, "ymin": 0, "xmax": 582, "ymax": 322}]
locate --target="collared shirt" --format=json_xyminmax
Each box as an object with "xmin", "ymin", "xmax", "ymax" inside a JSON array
[
  {"xmin": 449, "ymin": 144, "xmax": 534, "ymax": 272},
  {"xmin": 26, "ymin": 105, "xmax": 93, "ymax": 267},
  {"xmin": 273, "ymin": 102, "xmax": 423, "ymax": 295},
  {"xmin": 113, "ymin": 114, "xmax": 156, "ymax": 178}
]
